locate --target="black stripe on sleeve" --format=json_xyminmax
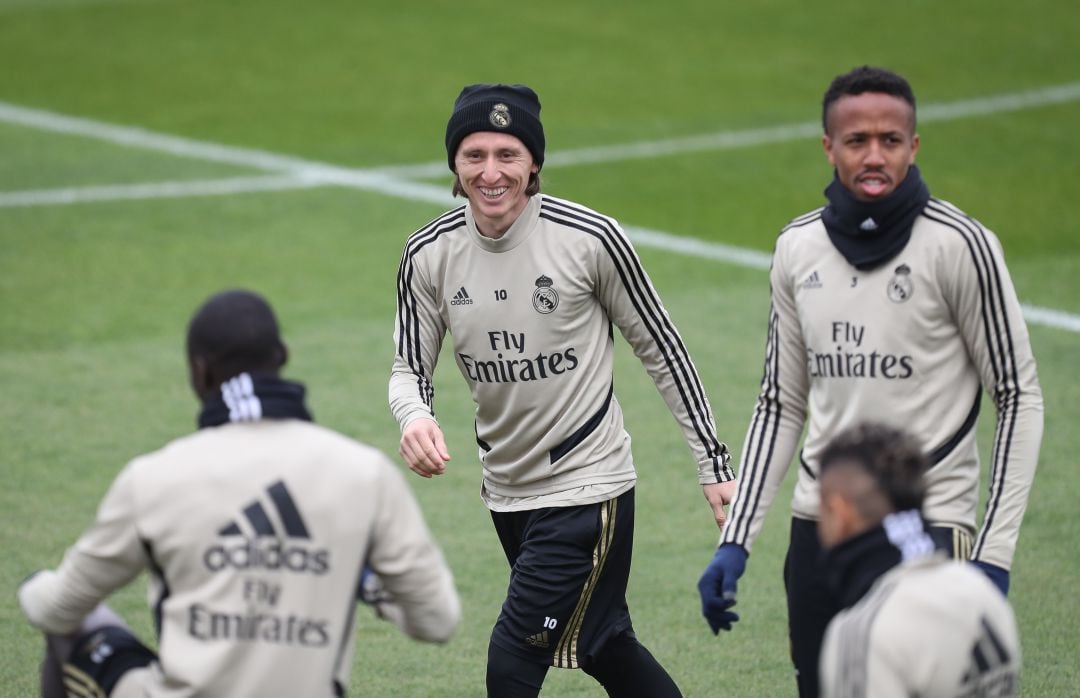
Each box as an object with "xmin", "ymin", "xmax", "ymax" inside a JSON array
[
  {"xmin": 727, "ymin": 304, "xmax": 783, "ymax": 545},
  {"xmin": 395, "ymin": 207, "xmax": 466, "ymax": 410},
  {"xmin": 982, "ymin": 616, "xmax": 1013, "ymax": 664},
  {"xmin": 783, "ymin": 207, "xmax": 825, "ymax": 232},
  {"xmin": 539, "ymin": 197, "xmax": 729, "ymax": 476},
  {"xmin": 922, "ymin": 200, "xmax": 1022, "ymax": 558}
]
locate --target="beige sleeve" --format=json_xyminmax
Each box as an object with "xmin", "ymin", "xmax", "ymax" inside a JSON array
[
  {"xmin": 948, "ymin": 226, "xmax": 1043, "ymax": 569},
  {"xmin": 594, "ymin": 221, "xmax": 733, "ymax": 483},
  {"xmin": 389, "ymin": 245, "xmax": 447, "ymax": 431},
  {"xmin": 366, "ymin": 456, "xmax": 460, "ymax": 642},
  {"xmin": 19, "ymin": 463, "xmax": 148, "ymax": 634},
  {"xmin": 722, "ymin": 239, "xmax": 810, "ymax": 550}
]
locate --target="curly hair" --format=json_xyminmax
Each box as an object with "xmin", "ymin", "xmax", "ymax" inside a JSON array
[{"xmin": 819, "ymin": 422, "xmax": 928, "ymax": 513}]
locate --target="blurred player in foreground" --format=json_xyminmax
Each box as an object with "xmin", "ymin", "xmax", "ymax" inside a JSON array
[
  {"xmin": 19, "ymin": 289, "xmax": 459, "ymax": 697},
  {"xmin": 817, "ymin": 423, "xmax": 1020, "ymax": 697}
]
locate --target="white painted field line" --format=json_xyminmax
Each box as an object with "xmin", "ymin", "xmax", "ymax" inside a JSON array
[
  {"xmin": 627, "ymin": 226, "xmax": 772, "ymax": 270},
  {"xmin": 1018, "ymin": 305, "xmax": 1080, "ymax": 334},
  {"xmin": 1, "ymin": 90, "xmax": 1078, "ymax": 333},
  {"xmin": 0, "ymin": 174, "xmax": 317, "ymax": 207},
  {"xmin": 5, "ymin": 81, "xmax": 1079, "ymax": 184},
  {"xmin": 377, "ymin": 81, "xmax": 1080, "ymax": 178},
  {"xmin": 0, "ymin": 101, "xmax": 454, "ymax": 207},
  {"xmin": 624, "ymin": 227, "xmax": 1079, "ymax": 334}
]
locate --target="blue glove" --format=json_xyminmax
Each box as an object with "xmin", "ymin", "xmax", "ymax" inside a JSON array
[
  {"xmin": 697, "ymin": 544, "xmax": 748, "ymax": 634},
  {"xmin": 972, "ymin": 560, "xmax": 1010, "ymax": 596}
]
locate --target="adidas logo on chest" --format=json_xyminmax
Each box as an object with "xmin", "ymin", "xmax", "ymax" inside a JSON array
[{"xmin": 450, "ymin": 286, "xmax": 474, "ymax": 306}]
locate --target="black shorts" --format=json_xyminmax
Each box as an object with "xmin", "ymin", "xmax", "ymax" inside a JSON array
[
  {"xmin": 63, "ymin": 625, "xmax": 157, "ymax": 697},
  {"xmin": 489, "ymin": 487, "xmax": 636, "ymax": 669}
]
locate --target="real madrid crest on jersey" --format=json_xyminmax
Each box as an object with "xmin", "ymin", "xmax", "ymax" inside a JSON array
[
  {"xmin": 532, "ymin": 275, "xmax": 559, "ymax": 314},
  {"xmin": 489, "ymin": 103, "xmax": 511, "ymax": 129},
  {"xmin": 887, "ymin": 264, "xmax": 914, "ymax": 303}
]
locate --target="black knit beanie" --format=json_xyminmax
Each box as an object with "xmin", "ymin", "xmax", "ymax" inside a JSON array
[{"xmin": 445, "ymin": 83, "xmax": 545, "ymax": 172}]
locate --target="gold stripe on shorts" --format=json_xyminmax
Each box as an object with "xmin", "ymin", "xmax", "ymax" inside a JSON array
[
  {"xmin": 554, "ymin": 498, "xmax": 617, "ymax": 669},
  {"xmin": 953, "ymin": 527, "xmax": 973, "ymax": 561},
  {"xmin": 62, "ymin": 662, "xmax": 107, "ymax": 698}
]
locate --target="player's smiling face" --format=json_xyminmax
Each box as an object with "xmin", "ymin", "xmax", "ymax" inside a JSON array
[
  {"xmin": 823, "ymin": 92, "xmax": 919, "ymax": 202},
  {"xmin": 455, "ymin": 131, "xmax": 538, "ymax": 237}
]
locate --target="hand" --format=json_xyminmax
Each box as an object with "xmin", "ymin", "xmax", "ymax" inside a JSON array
[
  {"xmin": 971, "ymin": 560, "xmax": 1010, "ymax": 596},
  {"xmin": 702, "ymin": 479, "xmax": 738, "ymax": 530},
  {"xmin": 357, "ymin": 567, "xmax": 388, "ymax": 605},
  {"xmin": 697, "ymin": 544, "xmax": 748, "ymax": 634},
  {"xmin": 399, "ymin": 418, "xmax": 450, "ymax": 478},
  {"xmin": 357, "ymin": 567, "xmax": 406, "ymax": 625}
]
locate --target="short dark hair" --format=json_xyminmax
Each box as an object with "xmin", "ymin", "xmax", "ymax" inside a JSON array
[
  {"xmin": 819, "ymin": 422, "xmax": 928, "ymax": 513},
  {"xmin": 822, "ymin": 65, "xmax": 917, "ymax": 133},
  {"xmin": 187, "ymin": 289, "xmax": 286, "ymax": 379}
]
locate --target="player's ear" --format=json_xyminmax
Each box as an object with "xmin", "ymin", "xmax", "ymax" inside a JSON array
[
  {"xmin": 188, "ymin": 354, "xmax": 214, "ymax": 401},
  {"xmin": 822, "ymin": 134, "xmax": 837, "ymax": 167}
]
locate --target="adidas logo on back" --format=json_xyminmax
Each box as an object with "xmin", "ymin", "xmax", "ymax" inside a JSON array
[
  {"xmin": 450, "ymin": 286, "xmax": 474, "ymax": 306},
  {"xmin": 203, "ymin": 480, "xmax": 330, "ymax": 575}
]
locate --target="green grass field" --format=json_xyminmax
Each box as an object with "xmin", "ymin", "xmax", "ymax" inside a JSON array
[{"xmin": 2, "ymin": 0, "xmax": 1078, "ymax": 695}]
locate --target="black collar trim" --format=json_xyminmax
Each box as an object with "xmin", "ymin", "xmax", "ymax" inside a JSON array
[{"xmin": 198, "ymin": 372, "xmax": 312, "ymax": 429}]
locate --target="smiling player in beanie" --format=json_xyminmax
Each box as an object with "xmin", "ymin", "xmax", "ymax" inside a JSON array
[{"xmin": 390, "ymin": 83, "xmax": 737, "ymax": 697}]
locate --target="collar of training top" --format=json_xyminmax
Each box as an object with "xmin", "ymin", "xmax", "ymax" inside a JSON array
[
  {"xmin": 821, "ymin": 165, "xmax": 931, "ymax": 271},
  {"xmin": 198, "ymin": 372, "xmax": 313, "ymax": 428}
]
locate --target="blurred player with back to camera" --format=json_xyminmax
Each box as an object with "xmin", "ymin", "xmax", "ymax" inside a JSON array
[
  {"xmin": 816, "ymin": 423, "xmax": 1020, "ymax": 697},
  {"xmin": 19, "ymin": 289, "xmax": 459, "ymax": 697}
]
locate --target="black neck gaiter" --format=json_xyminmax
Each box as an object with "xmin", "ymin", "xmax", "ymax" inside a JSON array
[
  {"xmin": 198, "ymin": 372, "xmax": 313, "ymax": 429},
  {"xmin": 821, "ymin": 165, "xmax": 931, "ymax": 271},
  {"xmin": 821, "ymin": 509, "xmax": 935, "ymax": 609}
]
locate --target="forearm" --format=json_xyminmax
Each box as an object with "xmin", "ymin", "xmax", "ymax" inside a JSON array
[
  {"xmin": 386, "ymin": 564, "xmax": 461, "ymax": 643},
  {"xmin": 721, "ymin": 397, "xmax": 804, "ymax": 550},
  {"xmin": 974, "ymin": 387, "xmax": 1043, "ymax": 569},
  {"xmin": 389, "ymin": 360, "xmax": 437, "ymax": 430},
  {"xmin": 19, "ymin": 557, "xmax": 130, "ymax": 635}
]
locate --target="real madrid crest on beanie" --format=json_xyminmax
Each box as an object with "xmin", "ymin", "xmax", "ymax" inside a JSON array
[{"xmin": 445, "ymin": 83, "xmax": 546, "ymax": 172}]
